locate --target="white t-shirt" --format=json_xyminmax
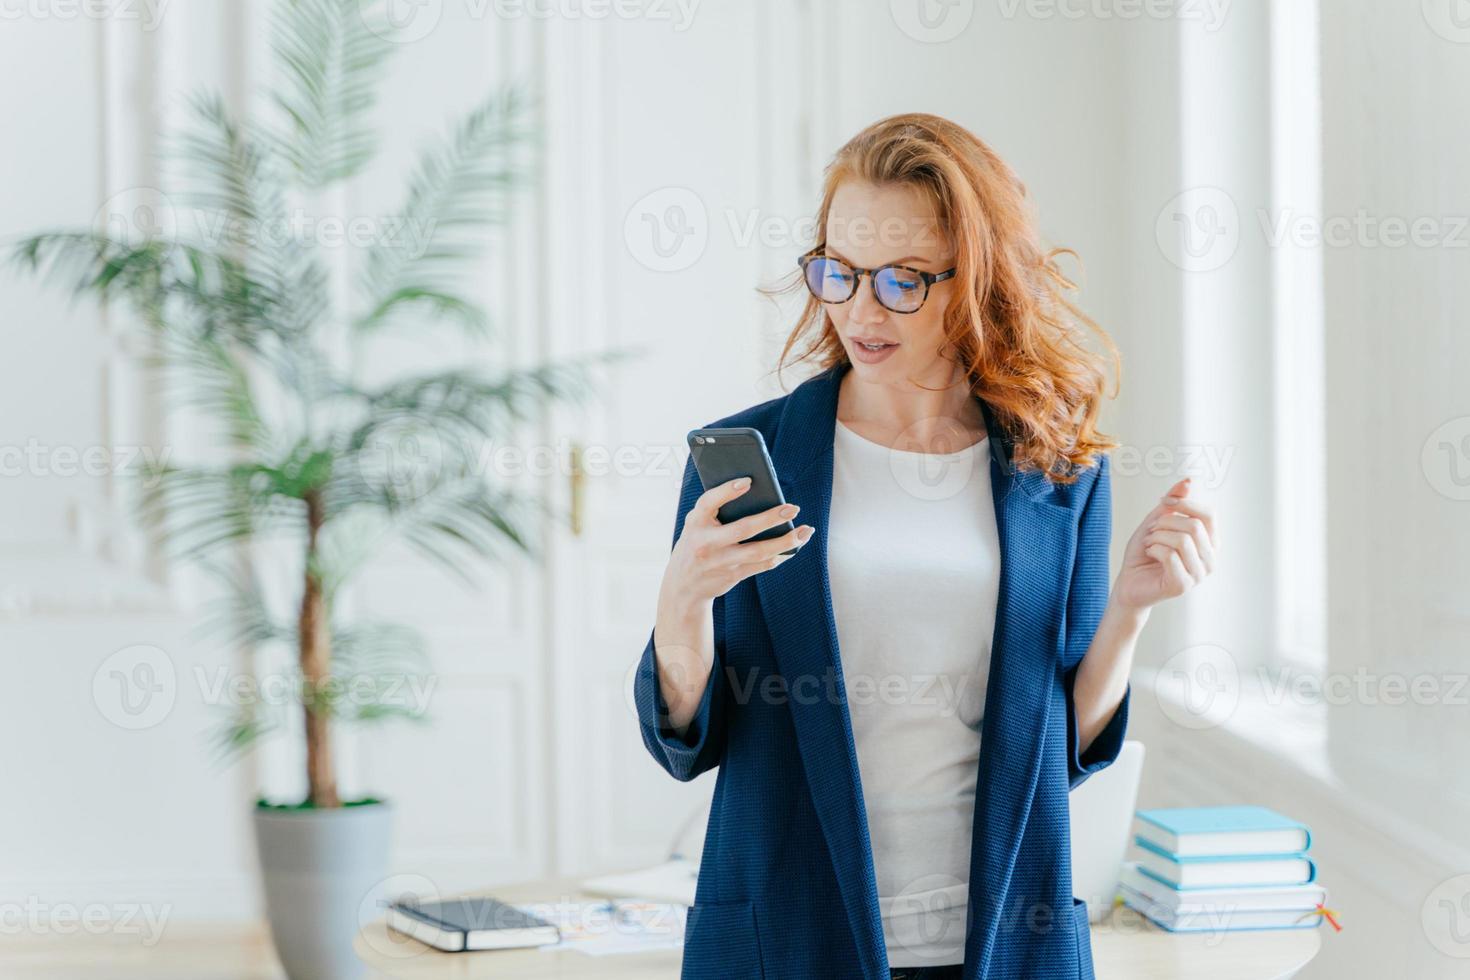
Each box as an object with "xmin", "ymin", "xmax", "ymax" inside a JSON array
[{"xmin": 826, "ymin": 418, "xmax": 1001, "ymax": 968}]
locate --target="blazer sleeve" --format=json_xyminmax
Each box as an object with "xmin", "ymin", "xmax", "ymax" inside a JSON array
[
  {"xmin": 632, "ymin": 453, "xmax": 729, "ymax": 782},
  {"xmin": 1061, "ymin": 452, "xmax": 1130, "ymax": 791}
]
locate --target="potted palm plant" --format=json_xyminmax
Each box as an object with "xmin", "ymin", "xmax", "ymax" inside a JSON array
[{"xmin": 11, "ymin": 2, "xmax": 611, "ymax": 977}]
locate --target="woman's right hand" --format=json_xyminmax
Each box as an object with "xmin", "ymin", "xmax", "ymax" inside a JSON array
[
  {"xmin": 652, "ymin": 477, "xmax": 811, "ymax": 737},
  {"xmin": 661, "ymin": 477, "xmax": 815, "ymax": 605}
]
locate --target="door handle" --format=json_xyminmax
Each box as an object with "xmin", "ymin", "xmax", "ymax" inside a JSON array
[{"xmin": 569, "ymin": 440, "xmax": 585, "ymax": 536}]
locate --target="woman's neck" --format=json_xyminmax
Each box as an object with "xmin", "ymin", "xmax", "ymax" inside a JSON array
[{"xmin": 835, "ymin": 360, "xmax": 987, "ymax": 454}]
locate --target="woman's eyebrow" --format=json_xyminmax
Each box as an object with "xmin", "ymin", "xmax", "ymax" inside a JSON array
[{"xmin": 825, "ymin": 248, "xmax": 930, "ymax": 267}]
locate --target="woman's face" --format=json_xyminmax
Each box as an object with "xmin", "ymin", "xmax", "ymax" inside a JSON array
[{"xmin": 820, "ymin": 179, "xmax": 956, "ymax": 386}]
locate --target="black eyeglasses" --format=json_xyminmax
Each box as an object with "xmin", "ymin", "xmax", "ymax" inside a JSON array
[{"xmin": 797, "ymin": 250, "xmax": 957, "ymax": 315}]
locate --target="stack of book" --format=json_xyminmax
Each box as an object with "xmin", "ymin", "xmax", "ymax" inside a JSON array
[{"xmin": 1120, "ymin": 805, "xmax": 1330, "ymax": 933}]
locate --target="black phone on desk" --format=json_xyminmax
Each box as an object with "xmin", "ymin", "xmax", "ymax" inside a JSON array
[{"xmin": 686, "ymin": 427, "xmax": 799, "ymax": 555}]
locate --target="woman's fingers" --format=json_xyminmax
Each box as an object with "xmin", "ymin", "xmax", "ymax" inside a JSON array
[
  {"xmin": 692, "ymin": 477, "xmax": 751, "ymax": 525},
  {"xmin": 729, "ymin": 524, "xmax": 813, "ymax": 567},
  {"xmin": 1151, "ymin": 487, "xmax": 1217, "ymax": 544},
  {"xmin": 724, "ymin": 525, "xmax": 813, "ymax": 582},
  {"xmin": 1148, "ymin": 514, "xmax": 1215, "ymax": 572},
  {"xmin": 1145, "ymin": 528, "xmax": 1207, "ymax": 582},
  {"xmin": 1145, "ymin": 542, "xmax": 1192, "ymax": 596},
  {"xmin": 717, "ymin": 501, "xmax": 800, "ymax": 545},
  {"xmin": 734, "ymin": 551, "xmax": 796, "ymax": 577}
]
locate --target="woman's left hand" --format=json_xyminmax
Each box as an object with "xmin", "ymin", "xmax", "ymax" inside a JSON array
[{"xmin": 1111, "ymin": 477, "xmax": 1218, "ymax": 613}]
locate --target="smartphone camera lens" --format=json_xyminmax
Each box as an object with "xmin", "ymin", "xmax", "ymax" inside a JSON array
[{"xmin": 694, "ymin": 436, "xmax": 705, "ymax": 444}]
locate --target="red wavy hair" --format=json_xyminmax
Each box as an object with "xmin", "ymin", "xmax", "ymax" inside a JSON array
[{"xmin": 764, "ymin": 112, "xmax": 1119, "ymax": 483}]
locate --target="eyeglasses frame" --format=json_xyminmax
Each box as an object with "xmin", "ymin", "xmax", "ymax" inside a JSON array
[{"xmin": 797, "ymin": 249, "xmax": 958, "ymax": 315}]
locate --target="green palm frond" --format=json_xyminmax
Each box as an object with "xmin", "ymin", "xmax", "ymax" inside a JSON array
[
  {"xmin": 171, "ymin": 92, "xmax": 331, "ymax": 348},
  {"xmin": 12, "ymin": 232, "xmax": 172, "ymax": 322},
  {"xmin": 315, "ymin": 460, "xmax": 544, "ymax": 591},
  {"xmin": 148, "ymin": 329, "xmax": 275, "ymax": 454},
  {"xmin": 268, "ymin": 0, "xmax": 394, "ymax": 189},
  {"xmin": 308, "ymin": 506, "xmax": 394, "ymax": 599},
  {"xmin": 356, "ymin": 84, "xmax": 538, "ymax": 334},
  {"xmin": 193, "ymin": 559, "xmax": 293, "ymax": 651},
  {"xmin": 332, "ymin": 620, "xmax": 425, "ymax": 670},
  {"xmin": 136, "ymin": 461, "xmax": 308, "ymax": 558},
  {"xmin": 313, "ymin": 353, "xmax": 632, "ymax": 584},
  {"xmin": 340, "ymin": 354, "xmax": 622, "ymax": 454},
  {"xmin": 194, "ymin": 563, "xmax": 288, "ymax": 765},
  {"xmin": 171, "ymin": 91, "xmax": 274, "ymax": 231},
  {"xmin": 13, "ymin": 231, "xmax": 270, "ymax": 366},
  {"xmin": 395, "ymin": 478, "xmax": 546, "ymax": 584},
  {"xmin": 209, "ymin": 710, "xmax": 280, "ymax": 764},
  {"xmin": 164, "ymin": 246, "xmax": 278, "ymax": 350},
  {"xmin": 70, "ymin": 228, "xmax": 318, "ymax": 451},
  {"xmin": 330, "ymin": 620, "xmax": 434, "ymax": 723}
]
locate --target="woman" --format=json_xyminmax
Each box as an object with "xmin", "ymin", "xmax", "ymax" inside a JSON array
[{"xmin": 633, "ymin": 113, "xmax": 1217, "ymax": 980}]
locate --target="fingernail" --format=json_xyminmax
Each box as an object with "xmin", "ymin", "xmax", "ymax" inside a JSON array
[
  {"xmin": 782, "ymin": 504, "xmax": 799, "ymax": 517},
  {"xmin": 735, "ymin": 477, "xmax": 751, "ymax": 489},
  {"xmin": 798, "ymin": 525, "xmax": 814, "ymax": 541}
]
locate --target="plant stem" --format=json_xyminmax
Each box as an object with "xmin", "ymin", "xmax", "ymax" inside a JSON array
[{"xmin": 300, "ymin": 489, "xmax": 339, "ymax": 808}]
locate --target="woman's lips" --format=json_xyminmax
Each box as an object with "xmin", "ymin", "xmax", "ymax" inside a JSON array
[{"xmin": 848, "ymin": 335, "xmax": 899, "ymax": 364}]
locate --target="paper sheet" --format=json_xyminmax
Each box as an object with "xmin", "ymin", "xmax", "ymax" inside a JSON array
[{"xmin": 517, "ymin": 899, "xmax": 688, "ymax": 956}]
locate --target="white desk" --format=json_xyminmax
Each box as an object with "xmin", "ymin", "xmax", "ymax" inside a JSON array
[{"xmin": 356, "ymin": 876, "xmax": 1321, "ymax": 979}]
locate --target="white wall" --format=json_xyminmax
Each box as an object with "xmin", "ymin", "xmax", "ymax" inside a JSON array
[
  {"xmin": 1130, "ymin": 4, "xmax": 1470, "ymax": 978},
  {"xmin": 0, "ymin": 3, "xmax": 263, "ymax": 923},
  {"xmin": 1317, "ymin": 0, "xmax": 1470, "ymax": 973},
  {"xmin": 1320, "ymin": 0, "xmax": 1470, "ymax": 844}
]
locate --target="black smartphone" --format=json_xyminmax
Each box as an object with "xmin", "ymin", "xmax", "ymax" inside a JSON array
[{"xmin": 686, "ymin": 426, "xmax": 800, "ymax": 556}]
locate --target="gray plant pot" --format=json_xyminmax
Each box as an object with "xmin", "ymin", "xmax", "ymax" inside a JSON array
[{"xmin": 253, "ymin": 802, "xmax": 393, "ymax": 980}]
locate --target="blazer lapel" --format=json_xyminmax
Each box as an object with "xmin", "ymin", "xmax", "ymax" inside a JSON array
[
  {"xmin": 754, "ymin": 363, "xmax": 1075, "ymax": 978},
  {"xmin": 965, "ymin": 396, "xmax": 1076, "ymax": 977},
  {"xmin": 754, "ymin": 364, "xmax": 889, "ymax": 978}
]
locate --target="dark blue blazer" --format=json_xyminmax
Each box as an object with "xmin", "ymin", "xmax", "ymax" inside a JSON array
[{"xmin": 633, "ymin": 361, "xmax": 1130, "ymax": 980}]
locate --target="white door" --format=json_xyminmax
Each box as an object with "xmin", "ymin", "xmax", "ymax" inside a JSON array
[{"xmin": 538, "ymin": 2, "xmax": 814, "ymax": 877}]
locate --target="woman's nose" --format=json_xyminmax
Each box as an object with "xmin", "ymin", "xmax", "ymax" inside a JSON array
[{"xmin": 849, "ymin": 274, "xmax": 889, "ymax": 322}]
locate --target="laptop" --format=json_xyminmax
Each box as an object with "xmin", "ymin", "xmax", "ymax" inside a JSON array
[{"xmin": 1069, "ymin": 741, "xmax": 1147, "ymax": 921}]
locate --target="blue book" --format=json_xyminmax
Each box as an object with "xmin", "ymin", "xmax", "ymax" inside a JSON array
[
  {"xmin": 1133, "ymin": 838, "xmax": 1317, "ymax": 890},
  {"xmin": 1121, "ymin": 863, "xmax": 1327, "ymax": 915},
  {"xmin": 1121, "ymin": 884, "xmax": 1324, "ymax": 932},
  {"xmin": 1133, "ymin": 806, "xmax": 1311, "ymax": 858}
]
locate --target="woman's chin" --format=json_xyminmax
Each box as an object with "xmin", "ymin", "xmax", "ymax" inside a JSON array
[{"xmin": 847, "ymin": 344, "xmax": 903, "ymax": 371}]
